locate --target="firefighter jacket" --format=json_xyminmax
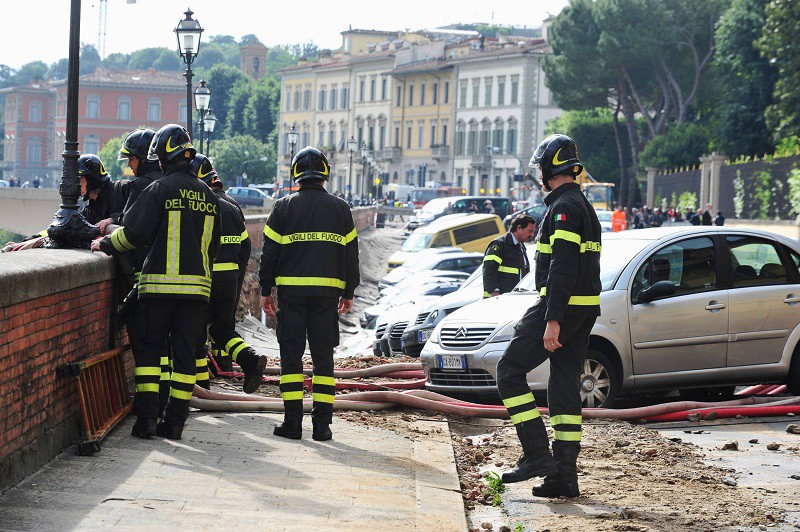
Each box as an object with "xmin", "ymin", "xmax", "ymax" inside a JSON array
[
  {"xmin": 259, "ymin": 182, "xmax": 359, "ymax": 299},
  {"xmin": 483, "ymin": 232, "xmax": 530, "ymax": 297},
  {"xmin": 534, "ymin": 182, "xmax": 602, "ymax": 322},
  {"xmin": 121, "ymin": 166, "xmax": 163, "ymax": 274},
  {"xmin": 83, "ymin": 179, "xmax": 129, "ymax": 225},
  {"xmin": 99, "ymin": 164, "xmax": 221, "ymax": 301},
  {"xmin": 212, "ymin": 188, "xmax": 251, "ymax": 282}
]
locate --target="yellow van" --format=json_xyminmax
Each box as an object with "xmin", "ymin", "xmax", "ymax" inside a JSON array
[{"xmin": 388, "ymin": 213, "xmax": 504, "ymax": 270}]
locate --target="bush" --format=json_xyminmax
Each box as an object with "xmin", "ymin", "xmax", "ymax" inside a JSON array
[{"xmin": 640, "ymin": 123, "xmax": 711, "ymax": 170}]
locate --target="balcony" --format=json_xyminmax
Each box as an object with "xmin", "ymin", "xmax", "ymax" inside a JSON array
[
  {"xmin": 470, "ymin": 154, "xmax": 491, "ymax": 169},
  {"xmin": 380, "ymin": 147, "xmax": 402, "ymax": 162},
  {"xmin": 431, "ymin": 145, "xmax": 450, "ymax": 161}
]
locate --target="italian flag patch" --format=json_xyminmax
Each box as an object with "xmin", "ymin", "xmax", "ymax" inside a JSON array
[{"xmin": 555, "ymin": 213, "xmax": 567, "ymax": 222}]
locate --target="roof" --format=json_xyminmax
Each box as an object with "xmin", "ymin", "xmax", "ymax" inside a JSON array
[{"xmin": 50, "ymin": 68, "xmax": 185, "ymax": 89}]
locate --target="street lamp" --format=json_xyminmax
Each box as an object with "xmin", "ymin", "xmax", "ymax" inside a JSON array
[
  {"xmin": 47, "ymin": 0, "xmax": 100, "ymax": 248},
  {"xmin": 193, "ymin": 78, "xmax": 210, "ymax": 152},
  {"xmin": 360, "ymin": 143, "xmax": 369, "ymax": 204},
  {"xmin": 203, "ymin": 108, "xmax": 216, "ymax": 156},
  {"xmin": 287, "ymin": 125, "xmax": 299, "ymax": 162},
  {"xmin": 347, "ymin": 136, "xmax": 356, "ymax": 200},
  {"xmin": 175, "ymin": 8, "xmax": 203, "ymax": 133}
]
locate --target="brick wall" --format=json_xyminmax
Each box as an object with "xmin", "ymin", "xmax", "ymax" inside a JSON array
[{"xmin": 0, "ymin": 249, "xmax": 124, "ymax": 493}]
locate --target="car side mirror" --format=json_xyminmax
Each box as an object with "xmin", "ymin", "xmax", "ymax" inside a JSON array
[{"xmin": 638, "ymin": 280, "xmax": 676, "ymax": 304}]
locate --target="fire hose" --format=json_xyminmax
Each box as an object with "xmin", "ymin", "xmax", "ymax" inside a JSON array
[{"xmin": 190, "ymin": 384, "xmax": 800, "ymax": 421}]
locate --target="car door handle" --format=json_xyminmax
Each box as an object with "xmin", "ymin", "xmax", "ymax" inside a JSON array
[
  {"xmin": 705, "ymin": 302, "xmax": 726, "ymax": 311},
  {"xmin": 784, "ymin": 294, "xmax": 800, "ymax": 306}
]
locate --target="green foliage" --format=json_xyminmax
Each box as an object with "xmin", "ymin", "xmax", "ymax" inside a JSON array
[
  {"xmin": 98, "ymin": 134, "xmax": 128, "ymax": 180},
  {"xmin": 677, "ymin": 192, "xmax": 697, "ymax": 213},
  {"xmin": 485, "ymin": 471, "xmax": 506, "ymax": 507},
  {"xmin": 79, "ymin": 44, "xmax": 101, "ymax": 75},
  {"xmin": 203, "ymin": 65, "xmax": 253, "ymax": 135},
  {"xmin": 753, "ymin": 169, "xmax": 773, "ymax": 219},
  {"xmin": 211, "ymin": 134, "xmax": 274, "ymax": 184},
  {"xmin": 640, "ymin": 124, "xmax": 710, "ymax": 170},
  {"xmin": 787, "ymin": 167, "xmax": 800, "ymax": 218},
  {"xmin": 733, "ymin": 171, "xmax": 745, "ymax": 218},
  {"xmin": 545, "ymin": 108, "xmax": 628, "ymax": 184},
  {"xmin": 713, "ymin": 0, "xmax": 776, "ymax": 158},
  {"xmin": 514, "ymin": 525, "xmax": 524, "ymax": 532},
  {"xmin": 13, "ymin": 62, "xmax": 48, "ymax": 85},
  {"xmin": 758, "ymin": 0, "xmax": 800, "ymax": 140},
  {"xmin": 242, "ymin": 78, "xmax": 280, "ymax": 143},
  {"xmin": 0, "ymin": 229, "xmax": 25, "ymax": 243},
  {"xmin": 266, "ymin": 46, "xmax": 302, "ymax": 78},
  {"xmin": 775, "ymin": 136, "xmax": 800, "ymax": 157},
  {"xmin": 127, "ymin": 48, "xmax": 182, "ymax": 71}
]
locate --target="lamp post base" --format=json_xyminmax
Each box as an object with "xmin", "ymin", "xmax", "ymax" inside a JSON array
[{"xmin": 45, "ymin": 206, "xmax": 101, "ymax": 249}]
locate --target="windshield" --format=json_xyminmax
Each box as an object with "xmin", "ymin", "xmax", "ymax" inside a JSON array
[
  {"xmin": 596, "ymin": 211, "xmax": 612, "ymax": 222},
  {"xmin": 411, "ymin": 189, "xmax": 437, "ymax": 203},
  {"xmin": 515, "ymin": 237, "xmax": 651, "ymax": 292},
  {"xmin": 401, "ymin": 233, "xmax": 434, "ymax": 252},
  {"xmin": 418, "ymin": 198, "xmax": 450, "ymax": 216}
]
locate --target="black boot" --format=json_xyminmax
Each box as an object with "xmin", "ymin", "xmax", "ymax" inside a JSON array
[
  {"xmin": 532, "ymin": 442, "xmax": 581, "ymax": 498},
  {"xmin": 239, "ymin": 351, "xmax": 268, "ymax": 394},
  {"xmin": 155, "ymin": 420, "xmax": 184, "ymax": 440},
  {"xmin": 215, "ymin": 353, "xmax": 233, "ymax": 373},
  {"xmin": 501, "ymin": 452, "xmax": 557, "ymax": 483},
  {"xmin": 312, "ymin": 420, "xmax": 333, "ymax": 441},
  {"xmin": 131, "ymin": 417, "xmax": 157, "ymax": 439},
  {"xmin": 274, "ymin": 419, "xmax": 302, "ymax": 440}
]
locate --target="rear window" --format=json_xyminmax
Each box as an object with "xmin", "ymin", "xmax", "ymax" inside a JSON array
[{"xmin": 453, "ymin": 220, "xmax": 499, "ymax": 245}]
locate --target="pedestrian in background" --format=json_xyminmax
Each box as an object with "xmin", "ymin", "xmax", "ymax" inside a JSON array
[
  {"xmin": 496, "ymin": 134, "xmax": 601, "ymax": 499},
  {"xmin": 702, "ymin": 204, "xmax": 713, "ymax": 225},
  {"xmin": 483, "ymin": 214, "xmax": 535, "ymax": 298},
  {"xmin": 714, "ymin": 210, "xmax": 725, "ymax": 226},
  {"xmin": 260, "ymin": 147, "xmax": 359, "ymax": 442}
]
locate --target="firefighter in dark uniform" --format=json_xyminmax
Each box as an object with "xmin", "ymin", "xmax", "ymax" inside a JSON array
[
  {"xmin": 78, "ymin": 154, "xmax": 128, "ymax": 229},
  {"xmin": 483, "ymin": 214, "xmax": 536, "ymax": 298},
  {"xmin": 93, "ymin": 124, "xmax": 220, "ymax": 440},
  {"xmin": 496, "ymin": 134, "xmax": 601, "ymax": 498},
  {"xmin": 190, "ymin": 153, "xmax": 266, "ymax": 392},
  {"xmin": 259, "ymin": 147, "xmax": 359, "ymax": 441}
]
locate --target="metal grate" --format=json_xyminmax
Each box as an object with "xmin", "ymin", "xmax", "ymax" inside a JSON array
[
  {"xmin": 375, "ymin": 324, "xmax": 387, "ymax": 338},
  {"xmin": 429, "ymin": 368, "xmax": 497, "ymax": 387},
  {"xmin": 57, "ymin": 347, "xmax": 132, "ymax": 455},
  {"xmin": 440, "ymin": 326, "xmax": 496, "ymax": 348},
  {"xmin": 414, "ymin": 312, "xmax": 431, "ymax": 326},
  {"xmin": 389, "ymin": 321, "xmax": 409, "ymax": 340}
]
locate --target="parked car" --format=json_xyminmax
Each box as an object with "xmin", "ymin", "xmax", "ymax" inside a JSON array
[
  {"xmin": 421, "ymin": 226, "xmax": 800, "ymax": 407},
  {"xmin": 595, "ymin": 209, "xmax": 614, "ymax": 232},
  {"xmin": 503, "ymin": 203, "xmax": 547, "ymax": 230},
  {"xmin": 381, "ymin": 250, "xmax": 483, "ymax": 290},
  {"xmin": 362, "ymin": 275, "xmax": 468, "ymax": 329},
  {"xmin": 378, "ymin": 270, "xmax": 471, "ymax": 299},
  {"xmin": 388, "ymin": 214, "xmax": 504, "ymax": 270},
  {"xmin": 226, "ymin": 186, "xmax": 270, "ymax": 207},
  {"xmin": 0, "ymin": 179, "xmax": 8, "ymax": 188}
]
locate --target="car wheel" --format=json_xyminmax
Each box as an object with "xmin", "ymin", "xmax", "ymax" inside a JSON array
[
  {"xmin": 580, "ymin": 348, "xmax": 619, "ymax": 408},
  {"xmin": 787, "ymin": 347, "xmax": 800, "ymax": 395},
  {"xmin": 679, "ymin": 386, "xmax": 736, "ymax": 402}
]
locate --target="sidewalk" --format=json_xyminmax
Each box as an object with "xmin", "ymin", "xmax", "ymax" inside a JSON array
[{"xmin": 0, "ymin": 412, "xmax": 466, "ymax": 531}]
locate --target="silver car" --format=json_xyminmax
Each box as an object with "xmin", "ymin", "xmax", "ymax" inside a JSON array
[{"xmin": 421, "ymin": 226, "xmax": 800, "ymax": 407}]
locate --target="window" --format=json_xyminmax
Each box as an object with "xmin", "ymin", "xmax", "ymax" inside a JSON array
[
  {"xmin": 408, "ymin": 85, "xmax": 414, "ymax": 106},
  {"xmin": 178, "ymin": 102, "xmax": 187, "ymax": 124},
  {"xmin": 86, "ymin": 96, "xmax": 100, "ymax": 119},
  {"xmin": 357, "ymin": 126, "xmax": 363, "ymax": 147},
  {"xmin": 368, "ymin": 125, "xmax": 375, "ymax": 147},
  {"xmin": 285, "ymin": 86, "xmax": 292, "ymax": 111},
  {"xmin": 394, "ymin": 126, "xmax": 400, "ymax": 146},
  {"xmin": 631, "ymin": 237, "xmax": 717, "ymax": 304},
  {"xmin": 84, "ymin": 135, "xmax": 99, "ymax": 155},
  {"xmin": 148, "ymin": 98, "xmax": 161, "ymax": 121},
  {"xmin": 467, "ymin": 130, "xmax": 477, "ymax": 155},
  {"xmin": 396, "ymin": 86, "xmax": 402, "ymax": 107},
  {"xmin": 441, "ymin": 121, "xmax": 448, "ymax": 146},
  {"xmin": 406, "ymin": 125, "xmax": 412, "ymax": 149},
  {"xmin": 26, "ymin": 138, "xmax": 41, "ymax": 164},
  {"xmin": 497, "ymin": 77, "xmax": 506, "ymax": 105},
  {"xmin": 318, "ymin": 88, "xmax": 326, "ymax": 111},
  {"xmin": 294, "ymin": 87, "xmax": 300, "ymax": 111},
  {"xmin": 506, "ymin": 126, "xmax": 518, "ymax": 154},
  {"xmin": 327, "ymin": 128, "xmax": 335, "ymax": 148},
  {"xmin": 29, "ymin": 101, "xmax": 42, "ymax": 123},
  {"xmin": 511, "ymin": 76, "xmax": 519, "ymax": 104},
  {"xmin": 370, "ymin": 78, "xmax": 376, "ymax": 101},
  {"xmin": 420, "ymin": 83, "xmax": 426, "ymax": 106},
  {"xmin": 432, "ymin": 82, "xmax": 439, "ymax": 105},
  {"xmin": 432, "ymin": 232, "xmax": 452, "ymax": 247},
  {"xmin": 359, "ymin": 78, "xmax": 365, "ymax": 102},
  {"xmin": 317, "ymin": 125, "xmax": 324, "ymax": 146},
  {"xmin": 253, "ymin": 57, "xmax": 260, "ymax": 74},
  {"xmin": 381, "ymin": 78, "xmax": 387, "ymax": 100},
  {"xmin": 493, "ymin": 128, "xmax": 503, "ymax": 151},
  {"xmin": 330, "ymin": 87, "xmax": 337, "ymax": 110},
  {"xmin": 471, "ymin": 79, "xmax": 479, "ymax": 107},
  {"xmin": 444, "ymin": 81, "xmax": 450, "ymax": 104},
  {"xmin": 342, "ymin": 85, "xmax": 349, "ymax": 109},
  {"xmin": 484, "ymin": 78, "xmax": 492, "ymax": 106},
  {"xmin": 418, "ymin": 123, "xmax": 424, "ymax": 148},
  {"xmin": 455, "ymin": 130, "xmax": 465, "ymax": 156},
  {"xmin": 727, "ymin": 236, "xmax": 788, "ymax": 287},
  {"xmin": 453, "ymin": 221, "xmax": 500, "ymax": 245},
  {"xmin": 430, "ymin": 125, "xmax": 436, "ymax": 146},
  {"xmin": 379, "ymin": 125, "xmax": 386, "ymax": 149},
  {"xmin": 118, "ymin": 97, "xmax": 131, "ymax": 120},
  {"xmin": 460, "ymin": 80, "xmax": 468, "ymax": 107},
  {"xmin": 303, "ymin": 85, "xmax": 311, "ymax": 109}
]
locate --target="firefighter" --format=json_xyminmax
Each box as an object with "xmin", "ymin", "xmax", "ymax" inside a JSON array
[
  {"xmin": 93, "ymin": 124, "xmax": 220, "ymax": 440},
  {"xmin": 259, "ymin": 147, "xmax": 359, "ymax": 441},
  {"xmin": 483, "ymin": 214, "xmax": 535, "ymax": 298},
  {"xmin": 77, "ymin": 154, "xmax": 128, "ymax": 229},
  {"xmin": 496, "ymin": 134, "xmax": 601, "ymax": 498},
  {"xmin": 190, "ymin": 153, "xmax": 266, "ymax": 392}
]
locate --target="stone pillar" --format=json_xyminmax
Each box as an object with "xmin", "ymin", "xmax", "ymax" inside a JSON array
[
  {"xmin": 708, "ymin": 152, "xmax": 727, "ymax": 212},
  {"xmin": 646, "ymin": 167, "xmax": 657, "ymax": 208},
  {"xmin": 699, "ymin": 155, "xmax": 712, "ymax": 210}
]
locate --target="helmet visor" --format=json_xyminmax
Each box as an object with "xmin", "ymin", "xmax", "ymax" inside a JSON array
[
  {"xmin": 293, "ymin": 155, "xmax": 329, "ymax": 179},
  {"xmin": 118, "ymin": 145, "xmax": 132, "ymax": 161}
]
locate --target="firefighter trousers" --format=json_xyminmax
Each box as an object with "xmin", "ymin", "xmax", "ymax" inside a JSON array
[
  {"xmin": 275, "ymin": 293, "xmax": 339, "ymax": 424},
  {"xmin": 207, "ymin": 275, "xmax": 259, "ymax": 371},
  {"xmin": 496, "ymin": 301, "xmax": 595, "ymax": 454},
  {"xmin": 130, "ymin": 298, "xmax": 209, "ymax": 427}
]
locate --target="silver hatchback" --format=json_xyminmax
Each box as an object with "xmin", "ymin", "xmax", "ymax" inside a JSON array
[{"xmin": 421, "ymin": 226, "xmax": 800, "ymax": 407}]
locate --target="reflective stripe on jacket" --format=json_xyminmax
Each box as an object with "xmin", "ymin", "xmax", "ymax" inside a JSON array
[{"xmin": 482, "ymin": 232, "xmax": 528, "ymax": 297}]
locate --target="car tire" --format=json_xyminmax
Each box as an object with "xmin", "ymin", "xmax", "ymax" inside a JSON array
[
  {"xmin": 580, "ymin": 348, "xmax": 619, "ymax": 409},
  {"xmin": 787, "ymin": 347, "xmax": 800, "ymax": 395},
  {"xmin": 679, "ymin": 386, "xmax": 736, "ymax": 402}
]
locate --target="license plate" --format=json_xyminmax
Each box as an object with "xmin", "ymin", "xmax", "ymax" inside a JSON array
[
  {"xmin": 418, "ymin": 329, "xmax": 432, "ymax": 342},
  {"xmin": 439, "ymin": 354, "xmax": 466, "ymax": 370}
]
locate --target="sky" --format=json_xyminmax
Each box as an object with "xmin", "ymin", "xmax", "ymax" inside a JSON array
[{"xmin": 2, "ymin": 0, "xmax": 569, "ymax": 70}]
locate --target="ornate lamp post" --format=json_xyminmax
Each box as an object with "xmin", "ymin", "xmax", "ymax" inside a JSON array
[
  {"xmin": 193, "ymin": 79, "xmax": 210, "ymax": 152},
  {"xmin": 203, "ymin": 108, "xmax": 216, "ymax": 156},
  {"xmin": 347, "ymin": 136, "xmax": 356, "ymax": 197},
  {"xmin": 360, "ymin": 143, "xmax": 369, "ymax": 204},
  {"xmin": 175, "ymin": 8, "xmax": 203, "ymax": 134},
  {"xmin": 47, "ymin": 0, "xmax": 100, "ymax": 248}
]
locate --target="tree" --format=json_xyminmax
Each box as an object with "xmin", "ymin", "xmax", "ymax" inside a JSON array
[
  {"xmin": 13, "ymin": 61, "xmax": 48, "ymax": 85},
  {"xmin": 713, "ymin": 0, "xmax": 776, "ymax": 158},
  {"xmin": 48, "ymin": 58, "xmax": 69, "ymax": 81},
  {"xmin": 639, "ymin": 123, "xmax": 710, "ymax": 169},
  {"xmin": 103, "ymin": 53, "xmax": 130, "ymax": 70},
  {"xmin": 152, "ymin": 49, "xmax": 182, "ymax": 71},
  {"xmin": 98, "ymin": 134, "xmax": 128, "ymax": 180},
  {"xmin": 265, "ymin": 46, "xmax": 301, "ymax": 78},
  {"xmin": 224, "ymin": 84, "xmax": 252, "ymax": 138},
  {"xmin": 79, "ymin": 44, "xmax": 101, "ymax": 75},
  {"xmin": 211, "ymin": 134, "xmax": 274, "ymax": 184},
  {"xmin": 203, "ymin": 65, "xmax": 252, "ymax": 134},
  {"xmin": 128, "ymin": 48, "xmax": 180, "ymax": 71},
  {"xmin": 758, "ymin": 0, "xmax": 800, "ymax": 140},
  {"xmin": 242, "ymin": 77, "xmax": 279, "ymax": 142}
]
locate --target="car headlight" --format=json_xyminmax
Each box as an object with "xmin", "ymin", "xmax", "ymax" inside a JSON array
[
  {"xmin": 428, "ymin": 310, "xmax": 439, "ymax": 324},
  {"xmin": 488, "ymin": 320, "xmax": 516, "ymax": 343},
  {"xmin": 429, "ymin": 322, "xmax": 444, "ymax": 344}
]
